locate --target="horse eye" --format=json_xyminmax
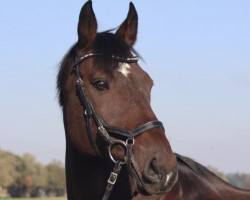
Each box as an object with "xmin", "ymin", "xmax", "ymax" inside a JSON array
[{"xmin": 93, "ymin": 80, "xmax": 109, "ymax": 91}]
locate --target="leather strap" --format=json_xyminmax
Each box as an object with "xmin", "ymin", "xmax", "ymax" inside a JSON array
[
  {"xmin": 104, "ymin": 120, "xmax": 164, "ymax": 138},
  {"xmin": 102, "ymin": 161, "xmax": 123, "ymax": 200}
]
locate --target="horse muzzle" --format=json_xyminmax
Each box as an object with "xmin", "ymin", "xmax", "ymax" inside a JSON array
[
  {"xmin": 142, "ymin": 164, "xmax": 178, "ymax": 195},
  {"xmin": 130, "ymin": 155, "xmax": 178, "ymax": 195}
]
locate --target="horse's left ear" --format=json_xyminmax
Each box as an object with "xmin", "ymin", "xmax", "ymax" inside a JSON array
[
  {"xmin": 77, "ymin": 0, "xmax": 97, "ymax": 49},
  {"xmin": 116, "ymin": 2, "xmax": 138, "ymax": 46}
]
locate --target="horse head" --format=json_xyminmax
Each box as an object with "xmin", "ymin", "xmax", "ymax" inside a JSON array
[{"xmin": 58, "ymin": 1, "xmax": 178, "ymax": 197}]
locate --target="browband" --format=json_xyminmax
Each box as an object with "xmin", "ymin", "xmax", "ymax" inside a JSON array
[{"xmin": 73, "ymin": 53, "xmax": 139, "ymax": 68}]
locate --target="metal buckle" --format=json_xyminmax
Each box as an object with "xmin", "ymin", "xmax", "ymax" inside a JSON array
[{"xmin": 107, "ymin": 172, "xmax": 118, "ymax": 185}]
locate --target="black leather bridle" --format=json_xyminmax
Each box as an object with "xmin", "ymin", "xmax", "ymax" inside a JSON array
[{"xmin": 73, "ymin": 52, "xmax": 164, "ymax": 200}]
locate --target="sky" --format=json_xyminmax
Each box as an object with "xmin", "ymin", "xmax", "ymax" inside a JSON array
[{"xmin": 0, "ymin": 0, "xmax": 249, "ymax": 173}]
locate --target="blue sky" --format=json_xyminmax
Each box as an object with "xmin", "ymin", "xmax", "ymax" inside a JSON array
[{"xmin": 0, "ymin": 0, "xmax": 249, "ymax": 173}]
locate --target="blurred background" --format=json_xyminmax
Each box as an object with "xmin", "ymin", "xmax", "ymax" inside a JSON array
[{"xmin": 0, "ymin": 0, "xmax": 249, "ymax": 198}]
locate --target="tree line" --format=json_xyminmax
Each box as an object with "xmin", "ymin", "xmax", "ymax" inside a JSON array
[
  {"xmin": 0, "ymin": 148, "xmax": 249, "ymax": 197},
  {"xmin": 0, "ymin": 148, "xmax": 65, "ymax": 197}
]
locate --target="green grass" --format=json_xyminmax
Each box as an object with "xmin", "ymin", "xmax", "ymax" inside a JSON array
[{"xmin": 0, "ymin": 198, "xmax": 66, "ymax": 200}]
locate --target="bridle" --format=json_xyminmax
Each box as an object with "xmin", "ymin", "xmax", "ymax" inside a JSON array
[{"xmin": 73, "ymin": 52, "xmax": 165, "ymax": 200}]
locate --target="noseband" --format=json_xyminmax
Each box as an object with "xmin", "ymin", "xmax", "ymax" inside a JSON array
[{"xmin": 73, "ymin": 52, "xmax": 164, "ymax": 200}]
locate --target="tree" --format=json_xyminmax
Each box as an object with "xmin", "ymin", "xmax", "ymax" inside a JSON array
[
  {"xmin": 7, "ymin": 153, "xmax": 36, "ymax": 197},
  {"xmin": 227, "ymin": 173, "xmax": 247, "ymax": 189},
  {"xmin": 46, "ymin": 160, "xmax": 66, "ymax": 196},
  {"xmin": 21, "ymin": 154, "xmax": 47, "ymax": 188},
  {"xmin": 243, "ymin": 175, "xmax": 250, "ymax": 189},
  {"xmin": 0, "ymin": 148, "xmax": 66, "ymax": 197},
  {"xmin": 0, "ymin": 148, "xmax": 22, "ymax": 188}
]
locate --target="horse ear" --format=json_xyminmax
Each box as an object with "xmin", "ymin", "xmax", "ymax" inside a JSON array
[
  {"xmin": 116, "ymin": 2, "xmax": 138, "ymax": 46},
  {"xmin": 77, "ymin": 0, "xmax": 97, "ymax": 49}
]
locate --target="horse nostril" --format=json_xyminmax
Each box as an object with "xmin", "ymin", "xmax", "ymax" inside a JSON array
[
  {"xmin": 143, "ymin": 157, "xmax": 167, "ymax": 184},
  {"xmin": 150, "ymin": 158, "xmax": 159, "ymax": 174}
]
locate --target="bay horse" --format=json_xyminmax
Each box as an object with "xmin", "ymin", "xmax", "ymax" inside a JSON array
[{"xmin": 57, "ymin": 1, "xmax": 250, "ymax": 200}]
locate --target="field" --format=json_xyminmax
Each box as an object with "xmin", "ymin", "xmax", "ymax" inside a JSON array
[{"xmin": 0, "ymin": 198, "xmax": 66, "ymax": 200}]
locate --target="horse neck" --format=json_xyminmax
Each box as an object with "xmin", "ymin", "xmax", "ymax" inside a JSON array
[
  {"xmin": 165, "ymin": 160, "xmax": 250, "ymax": 200},
  {"xmin": 219, "ymin": 186, "xmax": 250, "ymax": 200},
  {"xmin": 65, "ymin": 136, "xmax": 132, "ymax": 200},
  {"xmin": 210, "ymin": 176, "xmax": 250, "ymax": 200}
]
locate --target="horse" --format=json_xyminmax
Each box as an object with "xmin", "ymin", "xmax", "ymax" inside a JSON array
[{"xmin": 57, "ymin": 1, "xmax": 250, "ymax": 200}]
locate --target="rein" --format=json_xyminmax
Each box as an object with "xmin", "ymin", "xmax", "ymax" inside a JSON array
[{"xmin": 72, "ymin": 52, "xmax": 164, "ymax": 200}]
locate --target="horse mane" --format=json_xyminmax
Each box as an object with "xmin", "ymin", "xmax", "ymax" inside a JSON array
[
  {"xmin": 56, "ymin": 31, "xmax": 140, "ymax": 107},
  {"xmin": 57, "ymin": 43, "xmax": 76, "ymax": 107},
  {"xmin": 176, "ymin": 153, "xmax": 213, "ymax": 179}
]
